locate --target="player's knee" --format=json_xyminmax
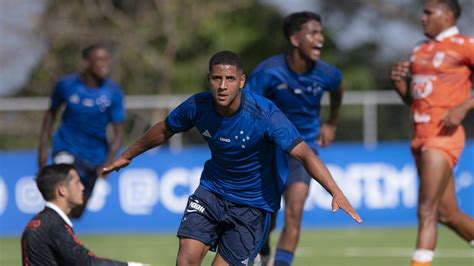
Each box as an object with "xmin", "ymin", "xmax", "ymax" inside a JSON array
[
  {"xmin": 285, "ymin": 208, "xmax": 303, "ymax": 228},
  {"xmin": 285, "ymin": 199, "xmax": 304, "ymax": 217},
  {"xmin": 176, "ymin": 254, "xmax": 200, "ymax": 266},
  {"xmin": 417, "ymin": 203, "xmax": 437, "ymax": 222}
]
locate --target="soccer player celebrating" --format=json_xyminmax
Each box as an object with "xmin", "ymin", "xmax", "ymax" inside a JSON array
[
  {"xmin": 21, "ymin": 164, "xmax": 147, "ymax": 266},
  {"xmin": 38, "ymin": 44, "xmax": 126, "ymax": 218},
  {"xmin": 245, "ymin": 11, "xmax": 343, "ymax": 266},
  {"xmin": 102, "ymin": 50, "xmax": 361, "ymax": 266},
  {"xmin": 391, "ymin": 1, "xmax": 474, "ymax": 265}
]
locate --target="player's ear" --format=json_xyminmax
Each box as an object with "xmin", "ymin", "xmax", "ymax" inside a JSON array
[
  {"xmin": 290, "ymin": 34, "xmax": 300, "ymax": 48},
  {"xmin": 239, "ymin": 73, "xmax": 246, "ymax": 89},
  {"xmin": 57, "ymin": 183, "xmax": 67, "ymax": 197}
]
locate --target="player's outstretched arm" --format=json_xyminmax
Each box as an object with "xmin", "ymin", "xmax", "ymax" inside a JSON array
[
  {"xmin": 289, "ymin": 141, "xmax": 362, "ymax": 223},
  {"xmin": 101, "ymin": 121, "xmax": 173, "ymax": 175},
  {"xmin": 390, "ymin": 61, "xmax": 411, "ymax": 105}
]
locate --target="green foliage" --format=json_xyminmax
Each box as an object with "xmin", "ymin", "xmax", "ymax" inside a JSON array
[{"xmin": 20, "ymin": 0, "xmax": 287, "ymax": 96}]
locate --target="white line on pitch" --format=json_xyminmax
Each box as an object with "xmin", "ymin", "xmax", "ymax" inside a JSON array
[
  {"xmin": 344, "ymin": 247, "xmax": 473, "ymax": 258},
  {"xmin": 295, "ymin": 247, "xmax": 474, "ymax": 259}
]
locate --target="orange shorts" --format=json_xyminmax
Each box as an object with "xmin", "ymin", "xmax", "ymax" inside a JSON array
[{"xmin": 411, "ymin": 126, "xmax": 465, "ymax": 169}]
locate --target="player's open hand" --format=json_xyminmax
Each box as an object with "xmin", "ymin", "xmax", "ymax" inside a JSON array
[
  {"xmin": 331, "ymin": 192, "xmax": 362, "ymax": 223},
  {"xmin": 318, "ymin": 123, "xmax": 337, "ymax": 147},
  {"xmin": 101, "ymin": 156, "xmax": 131, "ymax": 176}
]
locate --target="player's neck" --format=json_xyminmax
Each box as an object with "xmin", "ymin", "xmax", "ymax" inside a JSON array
[
  {"xmin": 49, "ymin": 199, "xmax": 72, "ymax": 216},
  {"xmin": 287, "ymin": 51, "xmax": 314, "ymax": 74},
  {"xmin": 80, "ymin": 72, "xmax": 104, "ymax": 88}
]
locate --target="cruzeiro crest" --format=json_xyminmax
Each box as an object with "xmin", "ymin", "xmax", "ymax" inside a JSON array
[{"xmin": 234, "ymin": 130, "xmax": 250, "ymax": 149}]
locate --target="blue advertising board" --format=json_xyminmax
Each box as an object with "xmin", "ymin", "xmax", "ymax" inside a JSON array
[{"xmin": 1, "ymin": 142, "xmax": 473, "ymax": 237}]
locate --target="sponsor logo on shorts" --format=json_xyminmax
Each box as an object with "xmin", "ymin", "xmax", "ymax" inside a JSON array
[{"xmin": 186, "ymin": 199, "xmax": 205, "ymax": 213}]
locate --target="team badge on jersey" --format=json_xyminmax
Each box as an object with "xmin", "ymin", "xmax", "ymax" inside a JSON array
[
  {"xmin": 234, "ymin": 130, "xmax": 250, "ymax": 149},
  {"xmin": 432, "ymin": 52, "xmax": 445, "ymax": 68}
]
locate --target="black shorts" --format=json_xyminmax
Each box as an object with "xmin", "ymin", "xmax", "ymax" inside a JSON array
[
  {"xmin": 286, "ymin": 156, "xmax": 312, "ymax": 187},
  {"xmin": 177, "ymin": 187, "xmax": 271, "ymax": 265}
]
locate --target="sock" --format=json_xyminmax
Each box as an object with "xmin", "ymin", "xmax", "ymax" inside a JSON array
[
  {"xmin": 411, "ymin": 249, "xmax": 434, "ymax": 266},
  {"xmin": 274, "ymin": 248, "xmax": 293, "ymax": 266}
]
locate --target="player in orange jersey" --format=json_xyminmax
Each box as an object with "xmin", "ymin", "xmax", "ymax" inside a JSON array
[{"xmin": 391, "ymin": 0, "xmax": 474, "ymax": 265}]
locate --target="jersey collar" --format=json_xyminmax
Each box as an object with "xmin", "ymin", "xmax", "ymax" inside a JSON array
[
  {"xmin": 45, "ymin": 202, "xmax": 73, "ymax": 227},
  {"xmin": 435, "ymin": 26, "xmax": 459, "ymax": 41}
]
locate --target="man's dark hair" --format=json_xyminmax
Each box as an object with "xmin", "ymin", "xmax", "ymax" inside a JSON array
[
  {"xmin": 283, "ymin": 11, "xmax": 322, "ymax": 41},
  {"xmin": 208, "ymin": 50, "xmax": 243, "ymax": 73},
  {"xmin": 36, "ymin": 164, "xmax": 75, "ymax": 201},
  {"xmin": 436, "ymin": 0, "xmax": 461, "ymax": 20},
  {"xmin": 81, "ymin": 44, "xmax": 107, "ymax": 59}
]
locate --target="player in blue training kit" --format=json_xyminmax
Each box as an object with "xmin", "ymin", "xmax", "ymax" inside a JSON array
[
  {"xmin": 102, "ymin": 50, "xmax": 360, "ymax": 266},
  {"xmin": 245, "ymin": 12, "xmax": 344, "ymax": 266},
  {"xmin": 38, "ymin": 44, "xmax": 125, "ymax": 218}
]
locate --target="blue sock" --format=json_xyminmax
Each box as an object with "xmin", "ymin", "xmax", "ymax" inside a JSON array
[{"xmin": 274, "ymin": 248, "xmax": 293, "ymax": 266}]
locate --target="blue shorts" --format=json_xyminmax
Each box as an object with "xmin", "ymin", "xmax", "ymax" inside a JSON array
[
  {"xmin": 286, "ymin": 155, "xmax": 313, "ymax": 187},
  {"xmin": 53, "ymin": 151, "xmax": 99, "ymax": 198},
  {"xmin": 177, "ymin": 187, "xmax": 271, "ymax": 265}
]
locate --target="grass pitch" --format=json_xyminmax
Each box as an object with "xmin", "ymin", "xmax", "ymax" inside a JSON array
[{"xmin": 1, "ymin": 227, "xmax": 472, "ymax": 265}]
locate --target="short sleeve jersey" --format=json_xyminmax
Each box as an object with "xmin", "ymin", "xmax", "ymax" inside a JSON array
[
  {"xmin": 50, "ymin": 74, "xmax": 126, "ymax": 166},
  {"xmin": 165, "ymin": 89, "xmax": 303, "ymax": 212},
  {"xmin": 409, "ymin": 27, "xmax": 474, "ymax": 138},
  {"xmin": 245, "ymin": 54, "xmax": 342, "ymax": 151}
]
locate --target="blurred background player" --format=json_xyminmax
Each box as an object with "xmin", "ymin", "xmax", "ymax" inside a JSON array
[
  {"xmin": 21, "ymin": 164, "xmax": 147, "ymax": 266},
  {"xmin": 102, "ymin": 50, "xmax": 360, "ymax": 266},
  {"xmin": 391, "ymin": 0, "xmax": 474, "ymax": 265},
  {"xmin": 38, "ymin": 44, "xmax": 126, "ymax": 218},
  {"xmin": 245, "ymin": 11, "xmax": 343, "ymax": 266}
]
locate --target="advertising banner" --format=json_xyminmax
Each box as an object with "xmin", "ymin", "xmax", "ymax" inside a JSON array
[{"xmin": 1, "ymin": 142, "xmax": 472, "ymax": 237}]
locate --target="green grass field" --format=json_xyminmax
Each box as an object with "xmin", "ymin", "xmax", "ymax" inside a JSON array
[{"xmin": 1, "ymin": 227, "xmax": 473, "ymax": 266}]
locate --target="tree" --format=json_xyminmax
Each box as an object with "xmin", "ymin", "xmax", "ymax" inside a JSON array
[{"xmin": 21, "ymin": 0, "xmax": 287, "ymax": 96}]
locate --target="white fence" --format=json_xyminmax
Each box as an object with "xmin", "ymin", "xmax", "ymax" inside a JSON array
[{"xmin": 0, "ymin": 91, "xmax": 403, "ymax": 149}]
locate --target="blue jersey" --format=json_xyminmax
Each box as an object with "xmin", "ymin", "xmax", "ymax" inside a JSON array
[
  {"xmin": 50, "ymin": 74, "xmax": 126, "ymax": 166},
  {"xmin": 245, "ymin": 54, "xmax": 342, "ymax": 151},
  {"xmin": 165, "ymin": 89, "xmax": 303, "ymax": 212}
]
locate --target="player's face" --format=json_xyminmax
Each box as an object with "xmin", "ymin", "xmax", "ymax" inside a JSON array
[
  {"xmin": 208, "ymin": 64, "xmax": 245, "ymax": 115},
  {"xmin": 85, "ymin": 48, "xmax": 111, "ymax": 80},
  {"xmin": 65, "ymin": 169, "xmax": 84, "ymax": 207},
  {"xmin": 291, "ymin": 19, "xmax": 324, "ymax": 62},
  {"xmin": 421, "ymin": 0, "xmax": 451, "ymax": 38}
]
